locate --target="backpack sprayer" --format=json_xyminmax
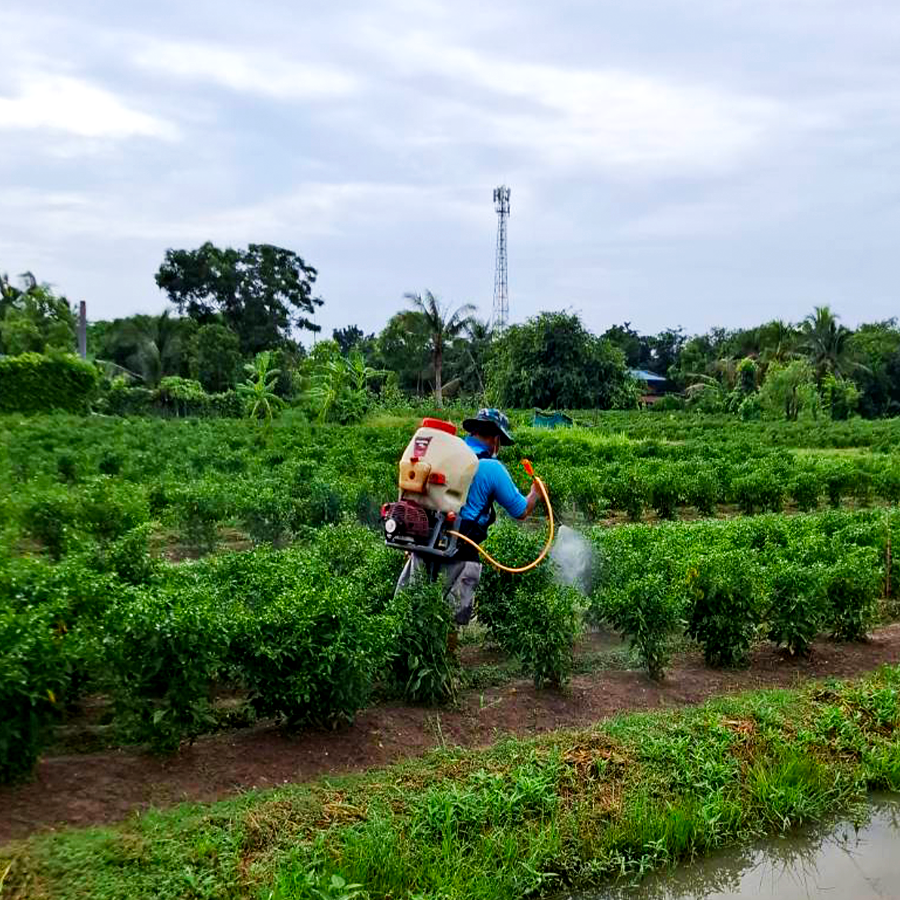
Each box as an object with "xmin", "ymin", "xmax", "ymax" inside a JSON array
[{"xmin": 381, "ymin": 418, "xmax": 554, "ymax": 574}]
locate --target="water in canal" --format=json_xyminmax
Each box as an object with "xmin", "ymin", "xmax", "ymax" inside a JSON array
[{"xmin": 574, "ymin": 794, "xmax": 900, "ymax": 900}]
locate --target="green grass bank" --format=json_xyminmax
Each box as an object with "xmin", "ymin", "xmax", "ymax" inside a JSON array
[{"xmin": 3, "ymin": 665, "xmax": 899, "ymax": 900}]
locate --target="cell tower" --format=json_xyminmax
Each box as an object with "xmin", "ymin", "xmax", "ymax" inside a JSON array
[{"xmin": 492, "ymin": 185, "xmax": 511, "ymax": 330}]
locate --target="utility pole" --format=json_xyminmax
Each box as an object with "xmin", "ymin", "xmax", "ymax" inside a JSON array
[
  {"xmin": 78, "ymin": 301, "xmax": 87, "ymax": 359},
  {"xmin": 492, "ymin": 185, "xmax": 510, "ymax": 331}
]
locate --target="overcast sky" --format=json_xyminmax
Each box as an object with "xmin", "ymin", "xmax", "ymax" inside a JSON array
[{"xmin": 2, "ymin": 0, "xmax": 899, "ymax": 343}]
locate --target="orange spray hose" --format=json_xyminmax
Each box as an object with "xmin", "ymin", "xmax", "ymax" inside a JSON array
[{"xmin": 447, "ymin": 460, "xmax": 554, "ymax": 574}]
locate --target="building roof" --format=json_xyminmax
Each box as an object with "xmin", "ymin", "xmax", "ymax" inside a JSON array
[{"xmin": 629, "ymin": 368, "xmax": 667, "ymax": 383}]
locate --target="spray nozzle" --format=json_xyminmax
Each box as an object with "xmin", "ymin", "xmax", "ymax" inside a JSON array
[{"xmin": 521, "ymin": 459, "xmax": 535, "ymax": 479}]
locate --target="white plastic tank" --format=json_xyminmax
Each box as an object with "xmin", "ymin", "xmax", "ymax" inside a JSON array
[{"xmin": 398, "ymin": 418, "xmax": 478, "ymax": 513}]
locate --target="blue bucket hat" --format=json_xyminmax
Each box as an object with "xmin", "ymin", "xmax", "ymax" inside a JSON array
[{"xmin": 462, "ymin": 408, "xmax": 515, "ymax": 445}]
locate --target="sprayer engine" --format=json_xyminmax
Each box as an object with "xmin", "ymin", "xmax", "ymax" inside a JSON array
[{"xmin": 382, "ymin": 418, "xmax": 478, "ymax": 560}]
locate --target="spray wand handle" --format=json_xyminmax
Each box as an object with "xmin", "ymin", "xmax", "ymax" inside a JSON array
[{"xmin": 521, "ymin": 458, "xmax": 535, "ymax": 480}]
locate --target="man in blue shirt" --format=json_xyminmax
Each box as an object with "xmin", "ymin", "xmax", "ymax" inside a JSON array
[{"xmin": 395, "ymin": 408, "xmax": 541, "ymax": 631}]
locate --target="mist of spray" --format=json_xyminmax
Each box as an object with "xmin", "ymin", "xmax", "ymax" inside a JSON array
[{"xmin": 549, "ymin": 524, "xmax": 597, "ymax": 595}]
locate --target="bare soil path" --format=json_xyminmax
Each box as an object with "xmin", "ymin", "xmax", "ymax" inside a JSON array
[{"xmin": 3, "ymin": 625, "xmax": 900, "ymax": 844}]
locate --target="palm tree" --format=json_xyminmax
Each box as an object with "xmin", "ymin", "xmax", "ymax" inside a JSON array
[
  {"xmin": 758, "ymin": 319, "xmax": 798, "ymax": 367},
  {"xmin": 102, "ymin": 312, "xmax": 186, "ymax": 387},
  {"xmin": 404, "ymin": 291, "xmax": 476, "ymax": 407},
  {"xmin": 799, "ymin": 306, "xmax": 862, "ymax": 383}
]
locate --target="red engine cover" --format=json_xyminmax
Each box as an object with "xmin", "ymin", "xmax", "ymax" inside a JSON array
[{"xmin": 385, "ymin": 500, "xmax": 430, "ymax": 538}]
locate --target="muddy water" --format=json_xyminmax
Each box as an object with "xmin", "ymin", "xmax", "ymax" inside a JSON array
[{"xmin": 577, "ymin": 794, "xmax": 900, "ymax": 900}]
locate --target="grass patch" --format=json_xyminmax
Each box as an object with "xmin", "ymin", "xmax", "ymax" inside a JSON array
[{"xmin": 3, "ymin": 667, "xmax": 900, "ymax": 899}]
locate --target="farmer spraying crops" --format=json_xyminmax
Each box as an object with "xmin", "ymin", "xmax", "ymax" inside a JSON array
[{"xmin": 384, "ymin": 408, "xmax": 548, "ymax": 632}]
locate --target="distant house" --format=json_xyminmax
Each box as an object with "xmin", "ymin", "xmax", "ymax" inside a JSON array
[{"xmin": 629, "ymin": 369, "xmax": 670, "ymax": 406}]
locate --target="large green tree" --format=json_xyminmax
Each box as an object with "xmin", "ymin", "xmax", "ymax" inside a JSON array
[
  {"xmin": 192, "ymin": 323, "xmax": 243, "ymax": 393},
  {"xmin": 848, "ymin": 320, "xmax": 900, "ymax": 417},
  {"xmin": 0, "ymin": 274, "xmax": 76, "ymax": 356},
  {"xmin": 155, "ymin": 242, "xmax": 322, "ymax": 355},
  {"xmin": 799, "ymin": 306, "xmax": 861, "ymax": 384},
  {"xmin": 487, "ymin": 311, "xmax": 634, "ymax": 409},
  {"xmin": 404, "ymin": 291, "xmax": 476, "ymax": 408},
  {"xmin": 374, "ymin": 311, "xmax": 431, "ymax": 395}
]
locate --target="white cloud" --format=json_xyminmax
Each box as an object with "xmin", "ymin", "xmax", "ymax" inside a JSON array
[
  {"xmin": 0, "ymin": 75, "xmax": 177, "ymax": 140},
  {"xmin": 133, "ymin": 39, "xmax": 359, "ymax": 101},
  {"xmin": 366, "ymin": 34, "xmax": 790, "ymax": 174}
]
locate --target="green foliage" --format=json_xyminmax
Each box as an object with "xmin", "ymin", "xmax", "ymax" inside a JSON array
[
  {"xmin": 791, "ymin": 471, "xmax": 820, "ymax": 512},
  {"xmin": 487, "ymin": 311, "xmax": 634, "ymax": 410},
  {"xmin": 0, "ymin": 352, "xmax": 98, "ymax": 414},
  {"xmin": 237, "ymin": 350, "xmax": 284, "ymax": 425},
  {"xmin": 234, "ymin": 585, "xmax": 387, "ymax": 727},
  {"xmin": 0, "ymin": 604, "xmax": 69, "ymax": 783},
  {"xmin": 78, "ymin": 477, "xmax": 149, "ymax": 543},
  {"xmin": 101, "ymin": 589, "xmax": 227, "ymax": 753},
  {"xmin": 477, "ymin": 522, "xmax": 551, "ymax": 647},
  {"xmin": 192, "ymin": 323, "xmax": 243, "ymax": 393},
  {"xmin": 650, "ymin": 466, "xmax": 681, "ymax": 519},
  {"xmin": 759, "ymin": 360, "xmax": 819, "ymax": 421},
  {"xmin": 0, "ymin": 281, "xmax": 75, "ymax": 356},
  {"xmin": 598, "ymin": 573, "xmax": 684, "ymax": 680},
  {"xmin": 684, "ymin": 466, "xmax": 719, "ymax": 516},
  {"xmin": 507, "ymin": 583, "xmax": 580, "ymax": 688},
  {"xmin": 303, "ymin": 342, "xmax": 377, "ymax": 424},
  {"xmin": 173, "ymin": 481, "xmax": 229, "ymax": 554},
  {"xmin": 21, "ymin": 486, "xmax": 78, "ymax": 559},
  {"xmin": 155, "ymin": 241, "xmax": 322, "ymax": 355},
  {"xmin": 686, "ymin": 554, "xmax": 764, "ymax": 667},
  {"xmin": 766, "ymin": 563, "xmax": 826, "ymax": 656},
  {"xmin": 823, "ymin": 550, "xmax": 881, "ymax": 641},
  {"xmin": 389, "ymin": 580, "xmax": 457, "ymax": 704},
  {"xmin": 733, "ymin": 468, "xmax": 783, "ymax": 515}
]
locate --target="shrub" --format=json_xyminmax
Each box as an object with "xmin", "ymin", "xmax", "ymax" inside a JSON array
[
  {"xmin": 732, "ymin": 469, "xmax": 783, "ymax": 516},
  {"xmin": 878, "ymin": 465, "xmax": 900, "ymax": 505},
  {"xmin": 389, "ymin": 579, "xmax": 457, "ymax": 704},
  {"xmin": 766, "ymin": 563, "xmax": 826, "ymax": 657},
  {"xmin": 89, "ymin": 524, "xmax": 159, "ymax": 586},
  {"xmin": 174, "ymin": 481, "xmax": 229, "ymax": 554},
  {"xmin": 790, "ymin": 472, "xmax": 820, "ymax": 512},
  {"xmin": 478, "ymin": 522, "xmax": 552, "ymax": 646},
  {"xmin": 686, "ymin": 553, "xmax": 764, "ymax": 667},
  {"xmin": 507, "ymin": 583, "xmax": 580, "ymax": 688},
  {"xmin": 235, "ymin": 584, "xmax": 388, "ymax": 727},
  {"xmin": 78, "ymin": 477, "xmax": 149, "ymax": 542},
  {"xmin": 597, "ymin": 573, "xmax": 683, "ymax": 680},
  {"xmin": 621, "ymin": 467, "xmax": 648, "ymax": 522},
  {"xmin": 570, "ymin": 472, "xmax": 608, "ymax": 521},
  {"xmin": 21, "ymin": 487, "xmax": 78, "ymax": 559},
  {"xmin": 0, "ymin": 352, "xmax": 99, "ymax": 415},
  {"xmin": 296, "ymin": 479, "xmax": 344, "ymax": 528},
  {"xmin": 824, "ymin": 464, "xmax": 852, "ymax": 509},
  {"xmin": 686, "ymin": 466, "xmax": 719, "ymax": 517},
  {"xmin": 101, "ymin": 587, "xmax": 228, "ymax": 753},
  {"xmin": 823, "ymin": 550, "xmax": 881, "ymax": 642},
  {"xmin": 0, "ymin": 604, "xmax": 70, "ymax": 783},
  {"xmin": 650, "ymin": 467, "xmax": 681, "ymax": 520},
  {"xmin": 238, "ymin": 482, "xmax": 297, "ymax": 546}
]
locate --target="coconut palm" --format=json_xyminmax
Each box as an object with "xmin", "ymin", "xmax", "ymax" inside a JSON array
[
  {"xmin": 404, "ymin": 291, "xmax": 476, "ymax": 407},
  {"xmin": 102, "ymin": 312, "xmax": 187, "ymax": 387},
  {"xmin": 799, "ymin": 306, "xmax": 863, "ymax": 383}
]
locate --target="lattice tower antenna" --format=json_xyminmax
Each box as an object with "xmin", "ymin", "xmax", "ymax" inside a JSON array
[{"xmin": 492, "ymin": 185, "xmax": 510, "ymax": 330}]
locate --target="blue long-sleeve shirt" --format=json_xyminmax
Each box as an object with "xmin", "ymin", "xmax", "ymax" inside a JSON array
[{"xmin": 459, "ymin": 435, "xmax": 528, "ymax": 524}]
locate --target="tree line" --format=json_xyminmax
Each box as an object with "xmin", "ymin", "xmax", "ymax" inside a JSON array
[{"xmin": 3, "ymin": 240, "xmax": 900, "ymax": 420}]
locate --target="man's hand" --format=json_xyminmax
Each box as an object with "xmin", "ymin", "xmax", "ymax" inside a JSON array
[{"xmin": 518, "ymin": 481, "xmax": 542, "ymax": 520}]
